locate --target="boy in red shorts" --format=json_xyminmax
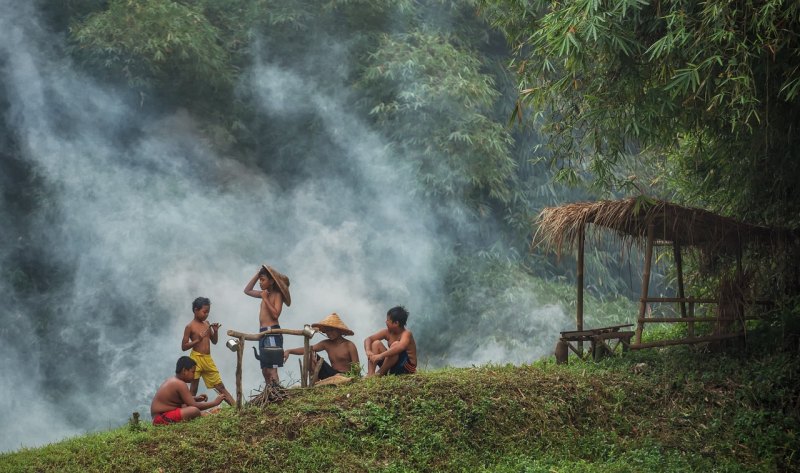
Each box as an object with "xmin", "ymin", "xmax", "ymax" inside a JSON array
[{"xmin": 150, "ymin": 356, "xmax": 225, "ymax": 425}]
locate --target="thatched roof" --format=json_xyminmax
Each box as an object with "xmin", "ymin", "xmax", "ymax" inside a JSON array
[{"xmin": 535, "ymin": 197, "xmax": 786, "ymax": 256}]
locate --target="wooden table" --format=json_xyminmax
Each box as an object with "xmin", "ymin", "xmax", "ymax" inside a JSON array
[{"xmin": 557, "ymin": 324, "xmax": 635, "ymax": 362}]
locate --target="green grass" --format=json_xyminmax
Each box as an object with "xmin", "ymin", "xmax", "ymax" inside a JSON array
[{"xmin": 2, "ymin": 345, "xmax": 798, "ymax": 473}]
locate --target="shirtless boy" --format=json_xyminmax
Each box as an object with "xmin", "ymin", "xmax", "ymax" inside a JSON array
[
  {"xmin": 364, "ymin": 306, "xmax": 417, "ymax": 376},
  {"xmin": 284, "ymin": 313, "xmax": 360, "ymax": 380},
  {"xmin": 244, "ymin": 264, "xmax": 291, "ymax": 386},
  {"xmin": 150, "ymin": 356, "xmax": 225, "ymax": 425},
  {"xmin": 181, "ymin": 297, "xmax": 235, "ymax": 405}
]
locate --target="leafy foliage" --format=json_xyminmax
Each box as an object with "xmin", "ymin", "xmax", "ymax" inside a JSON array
[
  {"xmin": 70, "ymin": 0, "xmax": 234, "ymax": 96},
  {"xmin": 481, "ymin": 0, "xmax": 800, "ymax": 226}
]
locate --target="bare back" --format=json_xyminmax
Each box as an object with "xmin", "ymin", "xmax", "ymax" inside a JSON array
[{"xmin": 150, "ymin": 377, "xmax": 192, "ymax": 416}]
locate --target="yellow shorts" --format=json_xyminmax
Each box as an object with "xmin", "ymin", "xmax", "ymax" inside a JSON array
[{"xmin": 189, "ymin": 350, "xmax": 223, "ymax": 388}]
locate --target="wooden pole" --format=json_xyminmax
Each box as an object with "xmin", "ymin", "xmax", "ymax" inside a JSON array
[
  {"xmin": 576, "ymin": 223, "xmax": 585, "ymax": 355},
  {"xmin": 629, "ymin": 331, "xmax": 744, "ymax": 349},
  {"xmin": 311, "ymin": 357, "xmax": 324, "ymax": 386},
  {"xmin": 302, "ymin": 335, "xmax": 311, "ymax": 388},
  {"xmin": 227, "ymin": 328, "xmax": 305, "ymax": 340},
  {"xmin": 635, "ymin": 223, "xmax": 655, "ymax": 345},
  {"xmin": 673, "ymin": 241, "xmax": 691, "ymax": 336},
  {"xmin": 235, "ymin": 336, "xmax": 244, "ymax": 408}
]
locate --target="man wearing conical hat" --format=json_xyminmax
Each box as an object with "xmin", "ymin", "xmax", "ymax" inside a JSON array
[
  {"xmin": 284, "ymin": 313, "xmax": 360, "ymax": 381},
  {"xmin": 244, "ymin": 264, "xmax": 292, "ymax": 386}
]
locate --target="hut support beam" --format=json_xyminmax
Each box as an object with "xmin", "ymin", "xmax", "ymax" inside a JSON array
[
  {"xmin": 635, "ymin": 223, "xmax": 655, "ymax": 345},
  {"xmin": 576, "ymin": 224, "xmax": 585, "ymax": 355},
  {"xmin": 673, "ymin": 241, "xmax": 691, "ymax": 337}
]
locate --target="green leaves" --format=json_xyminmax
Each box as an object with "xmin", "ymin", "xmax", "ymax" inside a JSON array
[
  {"xmin": 360, "ymin": 30, "xmax": 517, "ymax": 206},
  {"xmin": 71, "ymin": 0, "xmax": 234, "ymax": 95},
  {"xmin": 482, "ymin": 0, "xmax": 800, "ymax": 228}
]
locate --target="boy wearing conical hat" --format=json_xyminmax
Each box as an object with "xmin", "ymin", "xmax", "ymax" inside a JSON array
[
  {"xmin": 244, "ymin": 264, "xmax": 292, "ymax": 386},
  {"xmin": 284, "ymin": 313, "xmax": 360, "ymax": 380}
]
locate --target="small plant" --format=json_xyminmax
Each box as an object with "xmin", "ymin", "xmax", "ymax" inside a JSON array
[{"xmin": 127, "ymin": 412, "xmax": 144, "ymax": 433}]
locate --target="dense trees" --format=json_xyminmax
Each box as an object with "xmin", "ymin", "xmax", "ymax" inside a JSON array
[{"xmin": 481, "ymin": 0, "xmax": 800, "ymax": 227}]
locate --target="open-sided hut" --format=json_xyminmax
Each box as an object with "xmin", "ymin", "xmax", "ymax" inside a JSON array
[{"xmin": 535, "ymin": 197, "xmax": 789, "ymax": 352}]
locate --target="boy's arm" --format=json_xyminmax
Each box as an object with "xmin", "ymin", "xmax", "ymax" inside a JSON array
[
  {"xmin": 261, "ymin": 292, "xmax": 283, "ymax": 319},
  {"xmin": 347, "ymin": 341, "xmax": 361, "ymax": 366},
  {"xmin": 181, "ymin": 325, "xmax": 195, "ymax": 351},
  {"xmin": 209, "ymin": 323, "xmax": 220, "ymax": 344},
  {"xmin": 373, "ymin": 331, "xmax": 411, "ymax": 360},
  {"xmin": 177, "ymin": 383, "xmax": 224, "ymax": 410},
  {"xmin": 283, "ymin": 342, "xmax": 325, "ymax": 361},
  {"xmin": 243, "ymin": 272, "xmax": 261, "ymax": 298},
  {"xmin": 364, "ymin": 329, "xmax": 388, "ymax": 356},
  {"xmin": 282, "ymin": 346, "xmax": 304, "ymax": 361}
]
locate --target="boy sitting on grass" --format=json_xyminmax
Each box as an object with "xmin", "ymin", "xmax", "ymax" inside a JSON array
[
  {"xmin": 284, "ymin": 313, "xmax": 360, "ymax": 380},
  {"xmin": 364, "ymin": 306, "xmax": 417, "ymax": 377},
  {"xmin": 150, "ymin": 356, "xmax": 225, "ymax": 425}
]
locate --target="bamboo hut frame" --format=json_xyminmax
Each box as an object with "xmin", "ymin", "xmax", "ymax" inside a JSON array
[
  {"xmin": 226, "ymin": 326, "xmax": 318, "ymax": 408},
  {"xmin": 535, "ymin": 197, "xmax": 786, "ymax": 351}
]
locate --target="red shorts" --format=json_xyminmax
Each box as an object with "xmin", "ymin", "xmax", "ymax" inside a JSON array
[{"xmin": 152, "ymin": 407, "xmax": 183, "ymax": 425}]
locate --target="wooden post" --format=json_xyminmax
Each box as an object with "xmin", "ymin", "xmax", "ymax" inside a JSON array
[
  {"xmin": 674, "ymin": 241, "xmax": 686, "ymax": 318},
  {"xmin": 236, "ymin": 336, "xmax": 244, "ymax": 408},
  {"xmin": 302, "ymin": 335, "xmax": 310, "ymax": 388},
  {"xmin": 636, "ymin": 223, "xmax": 655, "ymax": 344},
  {"xmin": 311, "ymin": 357, "xmax": 324, "ymax": 386},
  {"xmin": 576, "ymin": 224, "xmax": 585, "ymax": 355}
]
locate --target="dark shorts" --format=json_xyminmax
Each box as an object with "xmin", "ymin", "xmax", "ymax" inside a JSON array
[
  {"xmin": 315, "ymin": 354, "xmax": 342, "ymax": 380},
  {"xmin": 259, "ymin": 325, "xmax": 284, "ymax": 369},
  {"xmin": 152, "ymin": 407, "xmax": 182, "ymax": 425},
  {"xmin": 377, "ymin": 350, "xmax": 417, "ymax": 375}
]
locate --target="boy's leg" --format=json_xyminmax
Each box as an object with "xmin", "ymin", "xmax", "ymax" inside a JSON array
[
  {"xmin": 377, "ymin": 342, "xmax": 401, "ymax": 376},
  {"xmin": 262, "ymin": 367, "xmax": 280, "ymax": 386},
  {"xmin": 213, "ymin": 383, "xmax": 236, "ymax": 406},
  {"xmin": 182, "ymin": 406, "xmax": 202, "ymax": 421},
  {"xmin": 190, "ymin": 379, "xmax": 200, "ymax": 396},
  {"xmin": 368, "ymin": 341, "xmax": 388, "ymax": 376}
]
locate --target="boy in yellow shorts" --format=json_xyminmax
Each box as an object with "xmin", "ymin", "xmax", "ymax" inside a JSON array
[{"xmin": 181, "ymin": 297, "xmax": 235, "ymax": 405}]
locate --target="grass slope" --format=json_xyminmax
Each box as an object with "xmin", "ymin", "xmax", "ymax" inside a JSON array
[{"xmin": 2, "ymin": 346, "xmax": 798, "ymax": 473}]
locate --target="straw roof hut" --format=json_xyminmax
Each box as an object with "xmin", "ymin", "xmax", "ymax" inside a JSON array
[
  {"xmin": 534, "ymin": 197, "xmax": 782, "ymax": 257},
  {"xmin": 534, "ymin": 197, "xmax": 792, "ymax": 352}
]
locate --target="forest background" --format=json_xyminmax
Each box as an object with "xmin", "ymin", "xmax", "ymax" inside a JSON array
[{"xmin": 1, "ymin": 0, "xmax": 798, "ymax": 453}]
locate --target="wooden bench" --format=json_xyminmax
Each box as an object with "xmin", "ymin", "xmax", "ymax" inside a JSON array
[{"xmin": 556, "ymin": 324, "xmax": 635, "ymax": 363}]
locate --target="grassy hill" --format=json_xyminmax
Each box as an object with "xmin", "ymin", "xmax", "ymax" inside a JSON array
[{"xmin": 2, "ymin": 344, "xmax": 798, "ymax": 472}]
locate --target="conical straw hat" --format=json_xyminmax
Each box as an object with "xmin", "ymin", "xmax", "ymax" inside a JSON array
[
  {"xmin": 261, "ymin": 264, "xmax": 291, "ymax": 306},
  {"xmin": 312, "ymin": 313, "xmax": 353, "ymax": 336}
]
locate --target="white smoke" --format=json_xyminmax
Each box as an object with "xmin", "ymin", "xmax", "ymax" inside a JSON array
[{"xmin": 0, "ymin": 1, "xmax": 565, "ymax": 453}]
